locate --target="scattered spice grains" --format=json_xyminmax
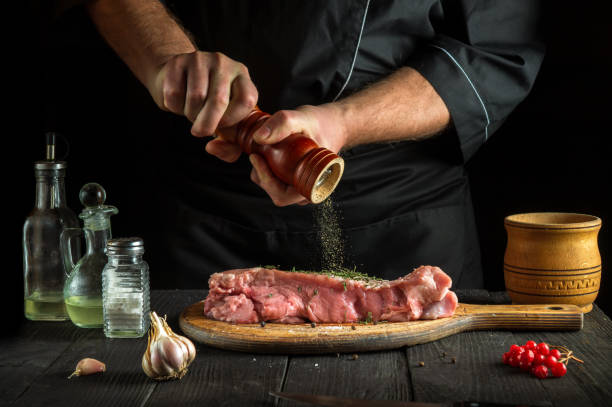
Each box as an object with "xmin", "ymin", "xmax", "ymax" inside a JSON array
[
  {"xmin": 351, "ymin": 325, "xmax": 356, "ymax": 330},
  {"xmin": 314, "ymin": 198, "xmax": 345, "ymax": 272},
  {"xmin": 260, "ymin": 321, "xmax": 266, "ymax": 327},
  {"xmin": 311, "ymin": 322, "xmax": 317, "ymax": 328}
]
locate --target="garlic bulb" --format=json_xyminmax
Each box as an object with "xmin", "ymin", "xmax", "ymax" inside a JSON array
[{"xmin": 142, "ymin": 311, "xmax": 196, "ymax": 380}]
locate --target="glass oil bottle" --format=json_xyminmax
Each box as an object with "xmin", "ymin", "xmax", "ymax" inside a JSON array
[
  {"xmin": 23, "ymin": 133, "xmax": 79, "ymax": 321},
  {"xmin": 61, "ymin": 183, "xmax": 118, "ymax": 328}
]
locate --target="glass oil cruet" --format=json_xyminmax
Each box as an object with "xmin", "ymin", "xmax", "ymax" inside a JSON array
[
  {"xmin": 23, "ymin": 133, "xmax": 79, "ymax": 321},
  {"xmin": 61, "ymin": 183, "xmax": 118, "ymax": 328}
]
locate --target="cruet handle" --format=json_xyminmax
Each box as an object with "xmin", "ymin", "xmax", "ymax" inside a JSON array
[{"xmin": 60, "ymin": 228, "xmax": 83, "ymax": 276}]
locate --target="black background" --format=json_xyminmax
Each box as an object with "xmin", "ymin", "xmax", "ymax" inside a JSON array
[{"xmin": 7, "ymin": 1, "xmax": 611, "ymax": 331}]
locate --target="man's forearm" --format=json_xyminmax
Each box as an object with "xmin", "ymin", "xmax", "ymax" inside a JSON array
[
  {"xmin": 334, "ymin": 67, "xmax": 450, "ymax": 149},
  {"xmin": 87, "ymin": 0, "xmax": 195, "ymax": 96}
]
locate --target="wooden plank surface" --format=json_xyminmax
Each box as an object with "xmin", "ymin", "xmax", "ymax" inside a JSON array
[
  {"xmin": 2, "ymin": 290, "xmax": 611, "ymax": 407},
  {"xmin": 405, "ymin": 291, "xmax": 612, "ymax": 407},
  {"xmin": 0, "ymin": 317, "xmax": 90, "ymax": 405},
  {"xmin": 9, "ymin": 290, "xmax": 204, "ymax": 407},
  {"xmin": 278, "ymin": 350, "xmax": 411, "ymax": 407},
  {"xmin": 406, "ymin": 291, "xmax": 552, "ymax": 406},
  {"xmin": 179, "ymin": 300, "xmax": 583, "ymax": 354}
]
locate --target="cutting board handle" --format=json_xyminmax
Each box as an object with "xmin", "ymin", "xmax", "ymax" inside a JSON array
[{"xmin": 459, "ymin": 303, "xmax": 583, "ymax": 331}]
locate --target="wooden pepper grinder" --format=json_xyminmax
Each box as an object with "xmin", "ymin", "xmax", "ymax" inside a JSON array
[{"xmin": 228, "ymin": 107, "xmax": 344, "ymax": 204}]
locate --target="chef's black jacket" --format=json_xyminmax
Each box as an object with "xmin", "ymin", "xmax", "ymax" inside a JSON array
[{"xmin": 144, "ymin": 0, "xmax": 544, "ymax": 288}]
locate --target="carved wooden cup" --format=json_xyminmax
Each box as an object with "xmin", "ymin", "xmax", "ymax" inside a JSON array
[{"xmin": 504, "ymin": 212, "xmax": 602, "ymax": 312}]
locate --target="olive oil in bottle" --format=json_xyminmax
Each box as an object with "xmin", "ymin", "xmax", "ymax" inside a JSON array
[
  {"xmin": 24, "ymin": 291, "xmax": 67, "ymax": 321},
  {"xmin": 65, "ymin": 296, "xmax": 103, "ymax": 328}
]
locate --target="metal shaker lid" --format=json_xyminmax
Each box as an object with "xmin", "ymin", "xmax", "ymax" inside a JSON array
[{"xmin": 107, "ymin": 237, "xmax": 145, "ymax": 255}]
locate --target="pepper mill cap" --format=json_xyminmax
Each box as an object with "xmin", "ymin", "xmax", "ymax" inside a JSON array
[
  {"xmin": 294, "ymin": 150, "xmax": 345, "ymax": 204},
  {"xmin": 107, "ymin": 237, "xmax": 145, "ymax": 256}
]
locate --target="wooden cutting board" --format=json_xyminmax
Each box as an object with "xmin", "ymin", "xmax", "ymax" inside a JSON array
[{"xmin": 178, "ymin": 301, "xmax": 583, "ymax": 354}]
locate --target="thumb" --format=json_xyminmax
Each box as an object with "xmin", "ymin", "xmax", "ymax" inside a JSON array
[{"xmin": 252, "ymin": 110, "xmax": 299, "ymax": 145}]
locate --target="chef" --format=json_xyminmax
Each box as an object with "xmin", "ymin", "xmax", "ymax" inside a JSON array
[{"xmin": 82, "ymin": 0, "xmax": 544, "ymax": 287}]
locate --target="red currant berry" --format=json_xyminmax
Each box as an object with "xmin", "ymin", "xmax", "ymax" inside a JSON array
[
  {"xmin": 509, "ymin": 355, "xmax": 521, "ymax": 367},
  {"xmin": 533, "ymin": 365, "xmax": 548, "ymax": 379},
  {"xmin": 544, "ymin": 355, "xmax": 558, "ymax": 368},
  {"xmin": 537, "ymin": 342, "xmax": 550, "ymax": 356},
  {"xmin": 549, "ymin": 349, "xmax": 561, "ymax": 359},
  {"xmin": 502, "ymin": 352, "xmax": 511, "ymax": 365},
  {"xmin": 525, "ymin": 340, "xmax": 537, "ymax": 351},
  {"xmin": 520, "ymin": 350, "xmax": 535, "ymax": 364},
  {"xmin": 551, "ymin": 362, "xmax": 567, "ymax": 377},
  {"xmin": 510, "ymin": 344, "xmax": 523, "ymax": 356},
  {"xmin": 532, "ymin": 353, "xmax": 546, "ymax": 366},
  {"xmin": 519, "ymin": 359, "xmax": 532, "ymax": 371}
]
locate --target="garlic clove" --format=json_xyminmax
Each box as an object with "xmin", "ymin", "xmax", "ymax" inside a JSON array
[
  {"xmin": 176, "ymin": 335, "xmax": 197, "ymax": 364},
  {"xmin": 156, "ymin": 337, "xmax": 184, "ymax": 375},
  {"xmin": 142, "ymin": 311, "xmax": 196, "ymax": 381},
  {"xmin": 68, "ymin": 358, "xmax": 106, "ymax": 379}
]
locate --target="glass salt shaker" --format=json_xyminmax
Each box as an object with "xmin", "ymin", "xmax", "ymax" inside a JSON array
[{"xmin": 102, "ymin": 237, "xmax": 150, "ymax": 338}]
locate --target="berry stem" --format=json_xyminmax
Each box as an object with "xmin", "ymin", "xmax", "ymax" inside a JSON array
[{"xmin": 550, "ymin": 346, "xmax": 584, "ymax": 365}]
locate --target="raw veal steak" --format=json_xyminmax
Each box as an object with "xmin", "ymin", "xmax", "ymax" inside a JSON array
[{"xmin": 203, "ymin": 265, "xmax": 458, "ymax": 324}]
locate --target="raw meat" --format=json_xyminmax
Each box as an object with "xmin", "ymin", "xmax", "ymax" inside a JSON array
[{"xmin": 203, "ymin": 265, "xmax": 458, "ymax": 324}]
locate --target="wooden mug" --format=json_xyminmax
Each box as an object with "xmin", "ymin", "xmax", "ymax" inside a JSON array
[{"xmin": 504, "ymin": 212, "xmax": 602, "ymax": 312}]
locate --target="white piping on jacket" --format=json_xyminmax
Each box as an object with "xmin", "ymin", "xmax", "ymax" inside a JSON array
[
  {"xmin": 431, "ymin": 45, "xmax": 490, "ymax": 140},
  {"xmin": 332, "ymin": 0, "xmax": 371, "ymax": 101}
]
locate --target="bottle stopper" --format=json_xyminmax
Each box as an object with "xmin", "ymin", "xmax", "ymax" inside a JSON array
[{"xmin": 78, "ymin": 183, "xmax": 118, "ymax": 229}]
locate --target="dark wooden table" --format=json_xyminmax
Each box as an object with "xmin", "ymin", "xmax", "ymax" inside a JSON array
[{"xmin": 2, "ymin": 290, "xmax": 611, "ymax": 407}]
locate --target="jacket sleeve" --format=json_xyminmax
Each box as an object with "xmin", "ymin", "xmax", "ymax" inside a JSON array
[{"xmin": 407, "ymin": 0, "xmax": 545, "ymax": 162}]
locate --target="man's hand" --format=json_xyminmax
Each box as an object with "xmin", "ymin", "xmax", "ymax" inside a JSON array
[
  {"xmin": 206, "ymin": 104, "xmax": 348, "ymax": 206},
  {"xmin": 153, "ymin": 51, "xmax": 258, "ymax": 137},
  {"xmin": 87, "ymin": 1, "xmax": 258, "ymax": 137}
]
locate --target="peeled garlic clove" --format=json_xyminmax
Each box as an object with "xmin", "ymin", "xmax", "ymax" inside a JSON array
[
  {"xmin": 68, "ymin": 358, "xmax": 106, "ymax": 379},
  {"xmin": 142, "ymin": 311, "xmax": 196, "ymax": 380}
]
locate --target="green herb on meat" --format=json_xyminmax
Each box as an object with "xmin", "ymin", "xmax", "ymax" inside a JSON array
[{"xmin": 285, "ymin": 265, "xmax": 382, "ymax": 283}]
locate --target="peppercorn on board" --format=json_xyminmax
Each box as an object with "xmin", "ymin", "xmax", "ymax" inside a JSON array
[{"xmin": 178, "ymin": 302, "xmax": 583, "ymax": 354}]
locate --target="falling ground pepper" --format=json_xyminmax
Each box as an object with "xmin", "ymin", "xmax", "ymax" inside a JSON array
[{"xmin": 314, "ymin": 198, "xmax": 345, "ymax": 272}]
